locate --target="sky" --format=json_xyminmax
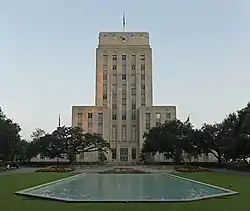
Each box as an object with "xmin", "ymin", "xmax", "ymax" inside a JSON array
[{"xmin": 1, "ymin": 0, "xmax": 250, "ymax": 140}]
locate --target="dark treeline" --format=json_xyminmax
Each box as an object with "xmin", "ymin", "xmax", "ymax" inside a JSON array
[
  {"xmin": 141, "ymin": 103, "xmax": 250, "ymax": 165},
  {"xmin": 0, "ymin": 108, "xmax": 110, "ymax": 164}
]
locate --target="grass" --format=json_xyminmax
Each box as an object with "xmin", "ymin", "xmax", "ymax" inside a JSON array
[{"xmin": 0, "ymin": 171, "xmax": 249, "ymax": 211}]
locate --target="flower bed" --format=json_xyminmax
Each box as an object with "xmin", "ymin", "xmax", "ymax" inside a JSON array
[
  {"xmin": 36, "ymin": 166, "xmax": 74, "ymax": 172},
  {"xmin": 174, "ymin": 165, "xmax": 212, "ymax": 172},
  {"xmin": 99, "ymin": 167, "xmax": 150, "ymax": 174}
]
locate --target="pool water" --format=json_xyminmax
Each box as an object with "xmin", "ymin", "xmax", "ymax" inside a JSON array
[{"xmin": 16, "ymin": 173, "xmax": 237, "ymax": 202}]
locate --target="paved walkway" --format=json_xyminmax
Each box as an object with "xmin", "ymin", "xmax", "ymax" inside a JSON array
[
  {"xmin": 1, "ymin": 166, "xmax": 250, "ymax": 177},
  {"xmin": 0, "ymin": 167, "xmax": 39, "ymax": 176},
  {"xmin": 74, "ymin": 165, "xmax": 177, "ymax": 174}
]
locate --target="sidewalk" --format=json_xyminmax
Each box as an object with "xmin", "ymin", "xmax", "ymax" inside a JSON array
[{"xmin": 0, "ymin": 167, "xmax": 39, "ymax": 176}]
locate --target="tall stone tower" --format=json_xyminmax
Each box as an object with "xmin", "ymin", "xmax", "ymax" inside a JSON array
[{"xmin": 95, "ymin": 32, "xmax": 152, "ymax": 161}]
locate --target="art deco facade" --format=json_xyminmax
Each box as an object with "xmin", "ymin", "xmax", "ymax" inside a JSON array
[{"xmin": 72, "ymin": 32, "xmax": 176, "ymax": 163}]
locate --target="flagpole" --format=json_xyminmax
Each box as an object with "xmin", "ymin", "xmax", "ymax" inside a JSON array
[
  {"xmin": 123, "ymin": 12, "xmax": 125, "ymax": 32},
  {"xmin": 58, "ymin": 114, "xmax": 61, "ymax": 127}
]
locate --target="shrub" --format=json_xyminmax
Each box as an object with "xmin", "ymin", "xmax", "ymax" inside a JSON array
[
  {"xmin": 99, "ymin": 168, "xmax": 150, "ymax": 174},
  {"xmin": 36, "ymin": 166, "xmax": 74, "ymax": 172},
  {"xmin": 174, "ymin": 165, "xmax": 212, "ymax": 172}
]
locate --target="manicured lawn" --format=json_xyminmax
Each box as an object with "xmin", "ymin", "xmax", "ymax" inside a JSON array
[{"xmin": 0, "ymin": 171, "xmax": 249, "ymax": 211}]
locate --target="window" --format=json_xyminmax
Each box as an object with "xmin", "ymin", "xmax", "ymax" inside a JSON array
[
  {"xmin": 131, "ymin": 75, "xmax": 136, "ymax": 84},
  {"xmin": 103, "ymin": 100, "xmax": 107, "ymax": 106},
  {"xmin": 88, "ymin": 121, "xmax": 92, "ymax": 130},
  {"xmin": 131, "ymin": 55, "xmax": 136, "ymax": 65},
  {"xmin": 122, "ymin": 97, "xmax": 126, "ymax": 105},
  {"xmin": 103, "ymin": 94, "xmax": 107, "ymax": 100},
  {"xmin": 120, "ymin": 148, "xmax": 128, "ymax": 161},
  {"xmin": 132, "ymin": 111, "xmax": 136, "ymax": 120},
  {"xmin": 132, "ymin": 125, "xmax": 136, "ymax": 141},
  {"xmin": 132, "ymin": 148, "xmax": 136, "ymax": 160},
  {"xmin": 122, "ymin": 65, "xmax": 126, "ymax": 74},
  {"xmin": 166, "ymin": 112, "xmax": 171, "ymax": 120},
  {"xmin": 88, "ymin": 113, "xmax": 92, "ymax": 119},
  {"xmin": 132, "ymin": 65, "xmax": 136, "ymax": 70},
  {"xmin": 122, "ymin": 84, "xmax": 126, "ymax": 95},
  {"xmin": 141, "ymin": 64, "xmax": 145, "ymax": 70},
  {"xmin": 156, "ymin": 113, "xmax": 161, "ymax": 126},
  {"xmin": 103, "ymin": 74, "xmax": 107, "ymax": 81},
  {"xmin": 103, "ymin": 84, "xmax": 108, "ymax": 93},
  {"xmin": 140, "ymin": 55, "xmax": 145, "ymax": 60},
  {"xmin": 141, "ymin": 84, "xmax": 145, "ymax": 91},
  {"xmin": 121, "ymin": 125, "xmax": 127, "ymax": 142},
  {"xmin": 103, "ymin": 64, "xmax": 108, "ymax": 71},
  {"xmin": 112, "ymin": 55, "xmax": 117, "ymax": 61},
  {"xmin": 98, "ymin": 125, "xmax": 103, "ymax": 136},
  {"xmin": 122, "ymin": 113, "xmax": 126, "ymax": 120},
  {"xmin": 122, "ymin": 55, "xmax": 126, "ymax": 60},
  {"xmin": 112, "ymin": 113, "xmax": 117, "ymax": 120},
  {"xmin": 112, "ymin": 74, "xmax": 117, "ymax": 83},
  {"xmin": 112, "ymin": 103, "xmax": 117, "ymax": 110},
  {"xmin": 98, "ymin": 113, "xmax": 103, "ymax": 122},
  {"xmin": 145, "ymin": 112, "xmax": 150, "ymax": 129},
  {"xmin": 79, "ymin": 153, "xmax": 84, "ymax": 161},
  {"xmin": 112, "ymin": 65, "xmax": 117, "ymax": 70},
  {"xmin": 112, "ymin": 125, "xmax": 117, "ymax": 141},
  {"xmin": 141, "ymin": 74, "xmax": 145, "ymax": 80},
  {"xmin": 112, "ymin": 84, "xmax": 117, "ymax": 94},
  {"xmin": 122, "ymin": 74, "xmax": 126, "ymax": 80},
  {"xmin": 122, "ymin": 104, "xmax": 126, "ymax": 112},
  {"xmin": 103, "ymin": 55, "xmax": 108, "ymax": 64},
  {"xmin": 132, "ymin": 103, "xmax": 136, "ymax": 109},
  {"xmin": 141, "ymin": 98, "xmax": 145, "ymax": 106},
  {"xmin": 112, "ymin": 93, "xmax": 117, "ymax": 100},
  {"xmin": 111, "ymin": 148, "xmax": 117, "ymax": 159},
  {"xmin": 77, "ymin": 113, "xmax": 82, "ymax": 123},
  {"xmin": 131, "ymin": 84, "xmax": 136, "ymax": 91}
]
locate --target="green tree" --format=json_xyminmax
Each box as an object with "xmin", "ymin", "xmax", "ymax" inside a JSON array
[
  {"xmin": 142, "ymin": 119, "xmax": 197, "ymax": 164},
  {"xmin": 199, "ymin": 123, "xmax": 224, "ymax": 164},
  {"xmin": 13, "ymin": 139, "xmax": 29, "ymax": 162},
  {"xmin": 0, "ymin": 108, "xmax": 21, "ymax": 161},
  {"xmin": 51, "ymin": 126, "xmax": 110, "ymax": 164},
  {"xmin": 30, "ymin": 128, "xmax": 46, "ymax": 141}
]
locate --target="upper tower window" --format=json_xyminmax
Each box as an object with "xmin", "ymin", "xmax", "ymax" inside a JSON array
[{"xmin": 103, "ymin": 55, "xmax": 108, "ymax": 65}]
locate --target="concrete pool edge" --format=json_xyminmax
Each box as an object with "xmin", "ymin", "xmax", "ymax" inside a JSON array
[
  {"xmin": 15, "ymin": 173, "xmax": 86, "ymax": 195},
  {"xmin": 164, "ymin": 173, "xmax": 239, "ymax": 200},
  {"xmin": 15, "ymin": 172, "xmax": 239, "ymax": 203}
]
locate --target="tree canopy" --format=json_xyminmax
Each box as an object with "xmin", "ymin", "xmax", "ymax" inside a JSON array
[
  {"xmin": 142, "ymin": 103, "xmax": 250, "ymax": 165},
  {"xmin": 28, "ymin": 126, "xmax": 110, "ymax": 164},
  {"xmin": 1, "ymin": 102, "xmax": 250, "ymax": 165},
  {"xmin": 0, "ymin": 108, "xmax": 21, "ymax": 161}
]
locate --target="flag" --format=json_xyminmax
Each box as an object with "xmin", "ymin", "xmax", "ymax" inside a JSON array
[{"xmin": 123, "ymin": 12, "xmax": 125, "ymax": 29}]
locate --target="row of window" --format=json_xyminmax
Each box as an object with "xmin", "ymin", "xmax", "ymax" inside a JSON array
[
  {"xmin": 145, "ymin": 112, "xmax": 172, "ymax": 129},
  {"xmin": 104, "ymin": 84, "xmax": 144, "ymax": 95},
  {"xmin": 112, "ymin": 124, "xmax": 136, "ymax": 142},
  {"xmin": 103, "ymin": 54, "xmax": 145, "ymax": 63},
  {"xmin": 111, "ymin": 112, "xmax": 136, "ymax": 121},
  {"xmin": 103, "ymin": 64, "xmax": 145, "ymax": 71},
  {"xmin": 111, "ymin": 148, "xmax": 137, "ymax": 160}
]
